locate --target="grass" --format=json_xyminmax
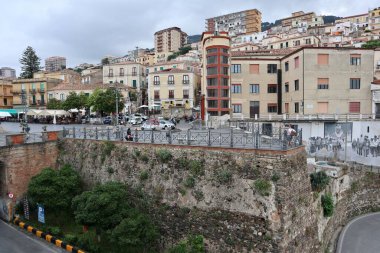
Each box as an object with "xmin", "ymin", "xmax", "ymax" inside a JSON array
[{"xmin": 254, "ymin": 179, "xmax": 272, "ymax": 196}]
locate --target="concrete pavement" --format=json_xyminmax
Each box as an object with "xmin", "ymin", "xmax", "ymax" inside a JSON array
[
  {"xmin": 0, "ymin": 219, "xmax": 62, "ymax": 253},
  {"xmin": 337, "ymin": 212, "xmax": 380, "ymax": 253}
]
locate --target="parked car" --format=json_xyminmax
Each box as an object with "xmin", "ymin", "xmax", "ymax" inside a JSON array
[
  {"xmin": 141, "ymin": 121, "xmax": 158, "ymax": 130},
  {"xmin": 103, "ymin": 116, "xmax": 112, "ymax": 125},
  {"xmin": 133, "ymin": 113, "xmax": 148, "ymax": 121},
  {"xmin": 159, "ymin": 120, "xmax": 175, "ymax": 130},
  {"xmin": 130, "ymin": 116, "xmax": 143, "ymax": 125}
]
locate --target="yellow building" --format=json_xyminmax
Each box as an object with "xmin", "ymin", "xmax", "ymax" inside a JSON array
[
  {"xmin": 148, "ymin": 68, "xmax": 200, "ymax": 110},
  {"xmin": 154, "ymin": 27, "xmax": 187, "ymax": 54},
  {"xmin": 0, "ymin": 79, "xmax": 13, "ymax": 109},
  {"xmin": 369, "ymin": 7, "xmax": 380, "ymax": 33},
  {"xmin": 12, "ymin": 78, "xmax": 61, "ymax": 109}
]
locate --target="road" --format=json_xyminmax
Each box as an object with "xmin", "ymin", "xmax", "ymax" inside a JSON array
[
  {"xmin": 0, "ymin": 219, "xmax": 62, "ymax": 253},
  {"xmin": 337, "ymin": 212, "xmax": 380, "ymax": 253}
]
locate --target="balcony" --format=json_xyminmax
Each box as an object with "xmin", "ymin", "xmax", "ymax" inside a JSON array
[
  {"xmin": 38, "ymin": 89, "xmax": 45, "ymax": 93},
  {"xmin": 108, "ymin": 74, "xmax": 114, "ymax": 77},
  {"xmin": 168, "ymin": 81, "xmax": 175, "ymax": 85},
  {"xmin": 153, "ymin": 81, "xmax": 160, "ymax": 85},
  {"xmin": 29, "ymin": 89, "xmax": 37, "ymax": 94},
  {"xmin": 132, "ymin": 72, "xmax": 137, "ymax": 76},
  {"xmin": 120, "ymin": 73, "xmax": 124, "ymax": 76},
  {"xmin": 182, "ymin": 80, "xmax": 190, "ymax": 85}
]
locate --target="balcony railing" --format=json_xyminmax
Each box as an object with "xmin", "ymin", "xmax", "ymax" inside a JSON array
[
  {"xmin": 109, "ymin": 74, "xmax": 114, "ymax": 77},
  {"xmin": 168, "ymin": 81, "xmax": 175, "ymax": 85},
  {"xmin": 183, "ymin": 80, "xmax": 190, "ymax": 84},
  {"xmin": 154, "ymin": 81, "xmax": 160, "ymax": 85},
  {"xmin": 132, "ymin": 72, "xmax": 137, "ymax": 76}
]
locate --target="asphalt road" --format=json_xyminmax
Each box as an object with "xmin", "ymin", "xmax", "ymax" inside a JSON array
[
  {"xmin": 337, "ymin": 212, "xmax": 380, "ymax": 253},
  {"xmin": 0, "ymin": 219, "xmax": 62, "ymax": 253}
]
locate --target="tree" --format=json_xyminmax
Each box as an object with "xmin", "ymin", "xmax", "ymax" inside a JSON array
[
  {"xmin": 62, "ymin": 92, "xmax": 88, "ymax": 111},
  {"xmin": 101, "ymin": 58, "xmax": 110, "ymax": 65},
  {"xmin": 19, "ymin": 46, "xmax": 41, "ymax": 79},
  {"xmin": 27, "ymin": 165, "xmax": 82, "ymax": 212},
  {"xmin": 87, "ymin": 88, "xmax": 124, "ymax": 114},
  {"xmin": 46, "ymin": 98, "xmax": 63, "ymax": 110},
  {"xmin": 167, "ymin": 235, "xmax": 205, "ymax": 253},
  {"xmin": 362, "ymin": 40, "xmax": 380, "ymax": 49},
  {"xmin": 310, "ymin": 171, "xmax": 330, "ymax": 192},
  {"xmin": 72, "ymin": 182, "xmax": 130, "ymax": 231}
]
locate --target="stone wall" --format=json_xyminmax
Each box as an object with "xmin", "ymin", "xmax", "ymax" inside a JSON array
[{"xmin": 0, "ymin": 142, "xmax": 58, "ymax": 201}]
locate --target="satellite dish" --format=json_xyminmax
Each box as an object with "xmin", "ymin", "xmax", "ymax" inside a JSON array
[{"xmin": 8, "ymin": 193, "xmax": 14, "ymax": 199}]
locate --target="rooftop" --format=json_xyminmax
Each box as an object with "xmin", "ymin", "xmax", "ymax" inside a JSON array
[{"xmin": 150, "ymin": 68, "xmax": 194, "ymax": 75}]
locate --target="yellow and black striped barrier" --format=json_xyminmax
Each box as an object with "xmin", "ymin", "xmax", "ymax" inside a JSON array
[{"xmin": 14, "ymin": 218, "xmax": 85, "ymax": 253}]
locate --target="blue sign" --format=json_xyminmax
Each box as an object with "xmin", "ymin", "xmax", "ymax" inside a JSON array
[{"xmin": 38, "ymin": 205, "xmax": 45, "ymax": 223}]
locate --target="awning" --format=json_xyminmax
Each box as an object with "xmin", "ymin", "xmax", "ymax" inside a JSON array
[
  {"xmin": 0, "ymin": 112, "xmax": 11, "ymax": 117},
  {"xmin": 27, "ymin": 109, "xmax": 42, "ymax": 116},
  {"xmin": 0, "ymin": 109, "xmax": 19, "ymax": 115}
]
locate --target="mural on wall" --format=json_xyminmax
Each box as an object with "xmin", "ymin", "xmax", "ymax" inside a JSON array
[{"xmin": 307, "ymin": 122, "xmax": 380, "ymax": 166}]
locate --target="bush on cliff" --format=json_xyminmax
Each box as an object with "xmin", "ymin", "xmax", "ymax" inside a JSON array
[
  {"xmin": 321, "ymin": 193, "xmax": 334, "ymax": 217},
  {"xmin": 310, "ymin": 171, "xmax": 330, "ymax": 192},
  {"xmin": 167, "ymin": 234, "xmax": 205, "ymax": 253},
  {"xmin": 27, "ymin": 164, "xmax": 82, "ymax": 212}
]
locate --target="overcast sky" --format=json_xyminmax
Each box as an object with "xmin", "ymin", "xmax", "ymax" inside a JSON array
[{"xmin": 0, "ymin": 0, "xmax": 376, "ymax": 76}]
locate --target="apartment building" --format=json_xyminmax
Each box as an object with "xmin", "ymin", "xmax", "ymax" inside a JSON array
[
  {"xmin": 206, "ymin": 9, "xmax": 262, "ymax": 37},
  {"xmin": 280, "ymin": 11, "xmax": 319, "ymax": 27},
  {"xmin": 147, "ymin": 61, "xmax": 201, "ymax": 76},
  {"xmin": 336, "ymin": 13, "xmax": 369, "ymax": 29},
  {"xmin": 81, "ymin": 68, "xmax": 103, "ymax": 86},
  {"xmin": 226, "ymin": 47, "xmax": 375, "ymax": 119},
  {"xmin": 267, "ymin": 35, "xmax": 320, "ymax": 49},
  {"xmin": 12, "ymin": 78, "xmax": 62, "ymax": 109},
  {"xmin": 45, "ymin": 56, "xmax": 66, "ymax": 72},
  {"xmin": 47, "ymin": 83, "xmax": 106, "ymax": 101},
  {"xmin": 0, "ymin": 79, "xmax": 13, "ymax": 109},
  {"xmin": 369, "ymin": 7, "xmax": 380, "ymax": 34},
  {"xmin": 34, "ymin": 69, "xmax": 81, "ymax": 84},
  {"xmin": 154, "ymin": 27, "xmax": 187, "ymax": 54},
  {"xmin": 103, "ymin": 62, "xmax": 146, "ymax": 89},
  {"xmin": 148, "ymin": 68, "xmax": 200, "ymax": 110},
  {"xmin": 0, "ymin": 67, "xmax": 16, "ymax": 79},
  {"xmin": 201, "ymin": 31, "xmax": 231, "ymax": 117}
]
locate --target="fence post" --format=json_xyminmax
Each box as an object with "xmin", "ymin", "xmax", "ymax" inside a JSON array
[
  {"xmin": 95, "ymin": 127, "xmax": 98, "ymax": 140},
  {"xmin": 84, "ymin": 127, "xmax": 87, "ymax": 139},
  {"xmin": 63, "ymin": 127, "xmax": 66, "ymax": 138},
  {"xmin": 151, "ymin": 129, "xmax": 154, "ymax": 143},
  {"xmin": 73, "ymin": 127, "xmax": 76, "ymax": 138},
  {"xmin": 135, "ymin": 129, "xmax": 139, "ymax": 142},
  {"xmin": 208, "ymin": 128, "xmax": 211, "ymax": 146},
  {"xmin": 187, "ymin": 129, "xmax": 191, "ymax": 146},
  {"xmin": 255, "ymin": 130, "xmax": 259, "ymax": 149},
  {"xmin": 230, "ymin": 128, "xmax": 233, "ymax": 148},
  {"xmin": 168, "ymin": 129, "xmax": 172, "ymax": 144},
  {"xmin": 107, "ymin": 128, "xmax": 110, "ymax": 140}
]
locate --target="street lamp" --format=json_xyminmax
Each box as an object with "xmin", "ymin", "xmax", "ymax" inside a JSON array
[{"xmin": 20, "ymin": 89, "xmax": 29, "ymax": 133}]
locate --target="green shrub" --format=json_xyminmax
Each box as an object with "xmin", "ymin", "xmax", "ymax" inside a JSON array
[
  {"xmin": 140, "ymin": 154, "xmax": 149, "ymax": 163},
  {"xmin": 167, "ymin": 234, "xmax": 205, "ymax": 253},
  {"xmin": 193, "ymin": 190, "xmax": 204, "ymax": 201},
  {"xmin": 184, "ymin": 176, "xmax": 195, "ymax": 188},
  {"xmin": 77, "ymin": 232, "xmax": 100, "ymax": 253},
  {"xmin": 321, "ymin": 193, "xmax": 334, "ymax": 217},
  {"xmin": 216, "ymin": 169, "xmax": 232, "ymax": 184},
  {"xmin": 310, "ymin": 171, "xmax": 330, "ymax": 192},
  {"xmin": 254, "ymin": 179, "xmax": 272, "ymax": 196},
  {"xmin": 48, "ymin": 226, "xmax": 62, "ymax": 237},
  {"xmin": 189, "ymin": 160, "xmax": 203, "ymax": 176},
  {"xmin": 64, "ymin": 234, "xmax": 78, "ymax": 245},
  {"xmin": 106, "ymin": 167, "xmax": 114, "ymax": 174},
  {"xmin": 156, "ymin": 149, "xmax": 172, "ymax": 163},
  {"xmin": 101, "ymin": 141, "xmax": 116, "ymax": 163},
  {"xmin": 177, "ymin": 158, "xmax": 189, "ymax": 169},
  {"xmin": 179, "ymin": 187, "xmax": 187, "ymax": 196},
  {"xmin": 133, "ymin": 149, "xmax": 141, "ymax": 158},
  {"xmin": 140, "ymin": 171, "xmax": 149, "ymax": 181},
  {"xmin": 271, "ymin": 173, "xmax": 280, "ymax": 182}
]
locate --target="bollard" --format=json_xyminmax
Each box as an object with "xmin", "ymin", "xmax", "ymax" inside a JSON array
[
  {"xmin": 107, "ymin": 128, "xmax": 110, "ymax": 140},
  {"xmin": 95, "ymin": 127, "xmax": 98, "ymax": 140},
  {"xmin": 83, "ymin": 128, "xmax": 87, "ymax": 139},
  {"xmin": 72, "ymin": 127, "xmax": 76, "ymax": 138}
]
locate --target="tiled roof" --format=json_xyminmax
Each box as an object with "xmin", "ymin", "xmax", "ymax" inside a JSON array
[
  {"xmin": 232, "ymin": 48, "xmax": 298, "ymax": 57},
  {"xmin": 372, "ymin": 80, "xmax": 380, "ymax": 85},
  {"xmin": 150, "ymin": 68, "xmax": 193, "ymax": 75},
  {"xmin": 49, "ymin": 82, "xmax": 107, "ymax": 91}
]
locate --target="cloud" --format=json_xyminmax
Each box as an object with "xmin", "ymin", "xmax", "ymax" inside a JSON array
[{"xmin": 0, "ymin": 0, "xmax": 374, "ymax": 75}]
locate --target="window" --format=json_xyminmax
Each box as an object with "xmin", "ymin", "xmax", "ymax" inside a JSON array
[
  {"xmin": 350, "ymin": 54, "xmax": 361, "ymax": 65},
  {"xmin": 120, "ymin": 68, "xmax": 124, "ymax": 76},
  {"xmin": 60, "ymin": 94, "xmax": 64, "ymax": 100},
  {"xmin": 207, "ymin": 56, "xmax": 217, "ymax": 64},
  {"xmin": 207, "ymin": 48, "xmax": 218, "ymax": 54},
  {"xmin": 232, "ymin": 104, "xmax": 242, "ymax": 113},
  {"xmin": 48, "ymin": 94, "xmax": 53, "ymax": 99},
  {"xmin": 183, "ymin": 90, "xmax": 189, "ymax": 99},
  {"xmin": 169, "ymin": 90, "xmax": 174, "ymax": 99},
  {"xmin": 284, "ymin": 103, "xmax": 289, "ymax": 113},
  {"xmin": 207, "ymin": 67, "xmax": 218, "ymax": 75},
  {"xmin": 267, "ymin": 64, "xmax": 277, "ymax": 74},
  {"xmin": 221, "ymin": 56, "xmax": 229, "ymax": 64},
  {"xmin": 317, "ymin": 102, "xmax": 328, "ymax": 113},
  {"xmin": 267, "ymin": 84, "xmax": 277, "ymax": 93},
  {"xmin": 154, "ymin": 76, "xmax": 160, "ymax": 85},
  {"xmin": 207, "ymin": 78, "xmax": 217, "ymax": 86},
  {"xmin": 40, "ymin": 83, "xmax": 45, "ymax": 92},
  {"xmin": 280, "ymin": 43, "xmax": 283, "ymax": 49},
  {"xmin": 221, "ymin": 100, "xmax": 229, "ymax": 108},
  {"xmin": 160, "ymin": 67, "xmax": 164, "ymax": 71},
  {"xmin": 109, "ymin": 69, "xmax": 113, "ymax": 77},
  {"xmin": 168, "ymin": 75, "xmax": 174, "ymax": 85},
  {"xmin": 250, "ymin": 84, "xmax": 260, "ymax": 93},
  {"xmin": 120, "ymin": 80, "xmax": 124, "ymax": 84},
  {"xmin": 231, "ymin": 64, "xmax": 241, "ymax": 73},
  {"xmin": 317, "ymin": 54, "xmax": 329, "ymax": 65},
  {"xmin": 294, "ymin": 57, "xmax": 299, "ymax": 69},
  {"xmin": 350, "ymin": 78, "xmax": 360, "ymax": 89},
  {"xmin": 183, "ymin": 75, "xmax": 189, "ymax": 84},
  {"xmin": 232, "ymin": 84, "xmax": 241, "ymax": 93},
  {"xmin": 294, "ymin": 80, "xmax": 299, "ymax": 91},
  {"xmin": 285, "ymin": 82, "xmax": 289, "ymax": 92},
  {"xmin": 249, "ymin": 64, "xmax": 259, "ymax": 74},
  {"xmin": 221, "ymin": 78, "xmax": 229, "ymax": 86},
  {"xmin": 285, "ymin": 42, "xmax": 289, "ymax": 48},
  {"xmin": 208, "ymin": 100, "xmax": 217, "ymax": 108},
  {"xmin": 221, "ymin": 89, "xmax": 229, "ymax": 97},
  {"xmin": 349, "ymin": 102, "xmax": 360, "ymax": 113},
  {"xmin": 154, "ymin": 90, "xmax": 160, "ymax": 100},
  {"xmin": 41, "ymin": 94, "xmax": 45, "ymax": 105},
  {"xmin": 318, "ymin": 78, "xmax": 329, "ymax": 89},
  {"xmin": 222, "ymin": 67, "xmax": 229, "ymax": 75},
  {"xmin": 267, "ymin": 103, "xmax": 278, "ymax": 113},
  {"xmin": 132, "ymin": 67, "xmax": 137, "ymax": 76},
  {"xmin": 222, "ymin": 48, "xmax": 229, "ymax": 53},
  {"xmin": 285, "ymin": 62, "xmax": 289, "ymax": 71},
  {"xmin": 295, "ymin": 102, "xmax": 299, "ymax": 113},
  {"xmin": 132, "ymin": 80, "xmax": 137, "ymax": 88},
  {"xmin": 294, "ymin": 40, "xmax": 300, "ymax": 46},
  {"xmin": 306, "ymin": 38, "xmax": 311, "ymax": 44},
  {"xmin": 207, "ymin": 89, "xmax": 217, "ymax": 97}
]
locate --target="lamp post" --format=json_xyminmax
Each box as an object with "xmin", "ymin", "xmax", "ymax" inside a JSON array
[{"xmin": 20, "ymin": 89, "xmax": 29, "ymax": 133}]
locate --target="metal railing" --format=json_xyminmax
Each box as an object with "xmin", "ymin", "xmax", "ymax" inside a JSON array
[{"xmin": 62, "ymin": 126, "xmax": 303, "ymax": 150}]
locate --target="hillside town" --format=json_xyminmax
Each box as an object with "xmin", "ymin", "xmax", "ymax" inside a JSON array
[{"xmin": 1, "ymin": 4, "xmax": 380, "ymax": 253}]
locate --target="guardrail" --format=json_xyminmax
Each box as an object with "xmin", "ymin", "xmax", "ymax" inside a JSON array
[{"xmin": 62, "ymin": 126, "xmax": 303, "ymax": 150}]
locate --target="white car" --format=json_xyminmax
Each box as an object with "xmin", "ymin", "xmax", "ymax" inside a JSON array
[
  {"xmin": 141, "ymin": 122, "xmax": 158, "ymax": 130},
  {"xmin": 159, "ymin": 120, "xmax": 175, "ymax": 130},
  {"xmin": 130, "ymin": 117, "xmax": 143, "ymax": 125}
]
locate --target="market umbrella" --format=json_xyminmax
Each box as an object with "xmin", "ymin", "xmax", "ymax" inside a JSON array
[{"xmin": 53, "ymin": 111, "xmax": 57, "ymax": 125}]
